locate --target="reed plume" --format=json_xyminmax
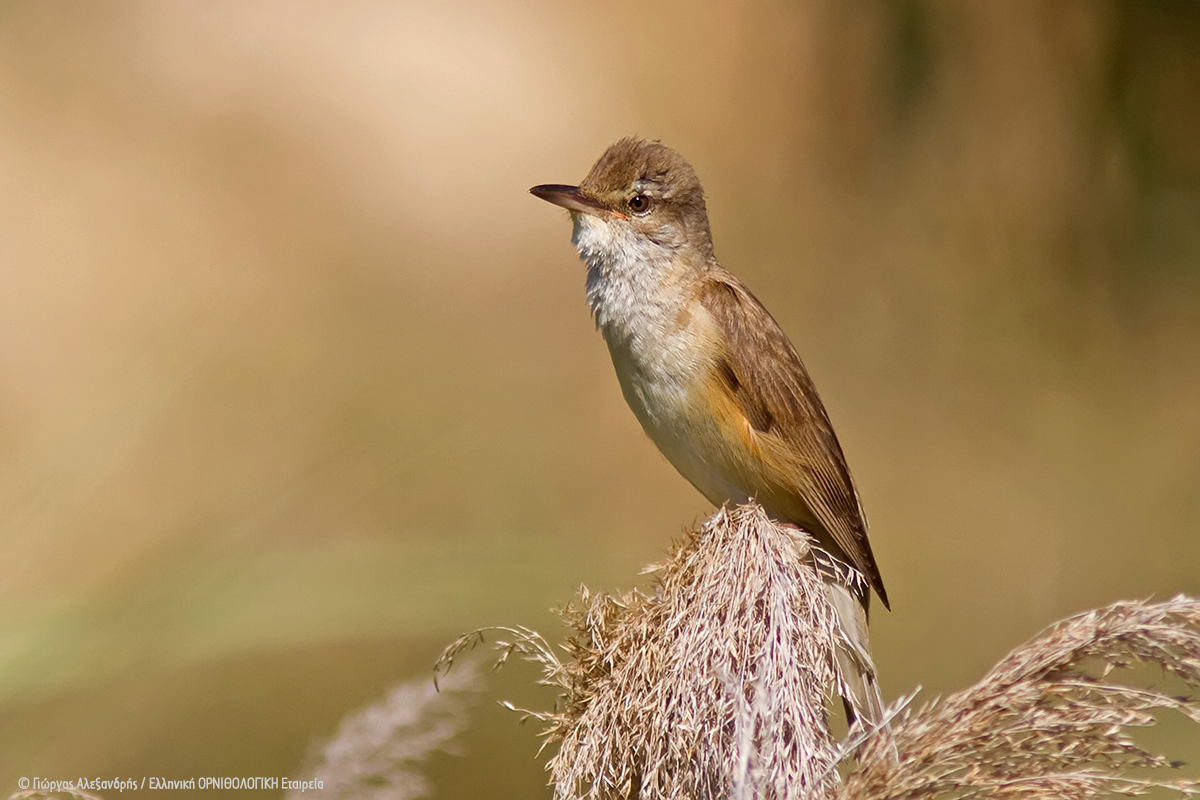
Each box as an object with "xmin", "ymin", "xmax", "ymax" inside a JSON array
[
  {"xmin": 438, "ymin": 503, "xmax": 1200, "ymax": 799},
  {"xmin": 291, "ymin": 659, "xmax": 481, "ymax": 800}
]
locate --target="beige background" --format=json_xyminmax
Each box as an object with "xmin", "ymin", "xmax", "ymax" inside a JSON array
[{"xmin": 1, "ymin": 1, "xmax": 1198, "ymax": 796}]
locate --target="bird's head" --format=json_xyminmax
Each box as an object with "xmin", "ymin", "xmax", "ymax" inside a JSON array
[{"xmin": 531, "ymin": 138, "xmax": 714, "ymax": 271}]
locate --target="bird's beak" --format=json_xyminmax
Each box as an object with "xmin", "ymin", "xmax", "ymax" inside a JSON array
[{"xmin": 529, "ymin": 184, "xmax": 624, "ymax": 219}]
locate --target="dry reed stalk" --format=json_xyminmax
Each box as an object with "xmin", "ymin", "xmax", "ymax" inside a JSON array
[
  {"xmin": 291, "ymin": 659, "xmax": 481, "ymax": 800},
  {"xmin": 438, "ymin": 503, "xmax": 1200, "ymax": 800},
  {"xmin": 440, "ymin": 503, "xmax": 849, "ymax": 800},
  {"xmin": 842, "ymin": 596, "xmax": 1200, "ymax": 800}
]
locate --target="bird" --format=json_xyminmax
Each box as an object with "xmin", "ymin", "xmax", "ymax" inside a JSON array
[{"xmin": 529, "ymin": 137, "xmax": 888, "ymax": 725}]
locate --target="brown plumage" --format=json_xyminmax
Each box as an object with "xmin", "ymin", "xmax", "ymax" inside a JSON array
[
  {"xmin": 698, "ymin": 275, "xmax": 887, "ymax": 609},
  {"xmin": 531, "ymin": 137, "xmax": 887, "ymax": 723}
]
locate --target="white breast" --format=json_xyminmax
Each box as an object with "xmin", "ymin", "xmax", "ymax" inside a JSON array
[{"xmin": 572, "ymin": 214, "xmax": 751, "ymax": 508}]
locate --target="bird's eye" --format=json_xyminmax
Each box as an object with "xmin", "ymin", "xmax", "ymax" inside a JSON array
[{"xmin": 628, "ymin": 194, "xmax": 651, "ymax": 213}]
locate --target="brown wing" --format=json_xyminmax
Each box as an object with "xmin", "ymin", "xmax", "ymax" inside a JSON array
[{"xmin": 699, "ymin": 272, "xmax": 888, "ymax": 608}]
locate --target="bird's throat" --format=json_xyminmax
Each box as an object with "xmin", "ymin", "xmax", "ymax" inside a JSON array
[{"xmin": 572, "ymin": 213, "xmax": 690, "ymax": 335}]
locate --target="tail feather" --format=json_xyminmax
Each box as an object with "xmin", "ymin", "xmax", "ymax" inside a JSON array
[{"xmin": 824, "ymin": 581, "xmax": 884, "ymax": 728}]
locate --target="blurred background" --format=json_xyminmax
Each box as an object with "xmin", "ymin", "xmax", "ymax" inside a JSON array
[{"xmin": 1, "ymin": 0, "xmax": 1198, "ymax": 795}]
